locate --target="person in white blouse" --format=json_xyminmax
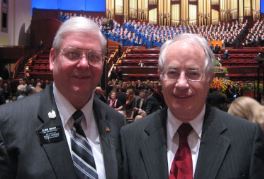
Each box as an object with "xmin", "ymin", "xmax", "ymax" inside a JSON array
[{"xmin": 120, "ymin": 33, "xmax": 264, "ymax": 179}]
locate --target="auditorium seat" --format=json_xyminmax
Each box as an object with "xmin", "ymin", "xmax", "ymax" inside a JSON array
[
  {"xmin": 221, "ymin": 47, "xmax": 263, "ymax": 81},
  {"xmin": 114, "ymin": 47, "xmax": 160, "ymax": 81}
]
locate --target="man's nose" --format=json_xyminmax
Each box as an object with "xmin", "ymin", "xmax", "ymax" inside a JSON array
[
  {"xmin": 78, "ymin": 55, "xmax": 90, "ymax": 66},
  {"xmin": 175, "ymin": 73, "xmax": 189, "ymax": 88}
]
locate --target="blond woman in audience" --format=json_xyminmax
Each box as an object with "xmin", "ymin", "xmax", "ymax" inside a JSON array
[
  {"xmin": 107, "ymin": 90, "xmax": 125, "ymax": 116},
  {"xmin": 228, "ymin": 96, "xmax": 264, "ymax": 131}
]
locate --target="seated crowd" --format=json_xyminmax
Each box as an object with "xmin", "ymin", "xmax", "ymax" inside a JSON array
[
  {"xmin": 1, "ymin": 75, "xmax": 257, "ymax": 124},
  {"xmin": 0, "ymin": 77, "xmax": 50, "ymax": 104},
  {"xmin": 244, "ymin": 18, "xmax": 264, "ymax": 47},
  {"xmin": 104, "ymin": 19, "xmax": 248, "ymax": 49},
  {"xmin": 58, "ymin": 13, "xmax": 253, "ymax": 49},
  {"xmin": 58, "ymin": 12, "xmax": 264, "ymax": 49},
  {"xmin": 99, "ymin": 79, "xmax": 165, "ymax": 122}
]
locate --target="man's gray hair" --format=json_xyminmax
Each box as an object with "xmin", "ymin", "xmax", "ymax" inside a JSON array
[
  {"xmin": 52, "ymin": 16, "xmax": 107, "ymax": 53},
  {"xmin": 158, "ymin": 33, "xmax": 215, "ymax": 74}
]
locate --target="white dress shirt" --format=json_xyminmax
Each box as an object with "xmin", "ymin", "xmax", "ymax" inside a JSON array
[
  {"xmin": 166, "ymin": 106, "xmax": 205, "ymax": 176},
  {"xmin": 53, "ymin": 84, "xmax": 106, "ymax": 179}
]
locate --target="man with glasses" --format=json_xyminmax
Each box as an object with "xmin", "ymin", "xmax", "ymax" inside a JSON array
[
  {"xmin": 121, "ymin": 33, "xmax": 264, "ymax": 179},
  {"xmin": 0, "ymin": 17, "xmax": 125, "ymax": 179}
]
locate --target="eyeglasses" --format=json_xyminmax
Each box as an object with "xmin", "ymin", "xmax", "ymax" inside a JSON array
[
  {"xmin": 162, "ymin": 68, "xmax": 204, "ymax": 82},
  {"xmin": 59, "ymin": 47, "xmax": 104, "ymax": 66}
]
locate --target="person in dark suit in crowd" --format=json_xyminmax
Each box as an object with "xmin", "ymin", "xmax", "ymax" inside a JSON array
[
  {"xmin": 0, "ymin": 17, "xmax": 125, "ymax": 179},
  {"xmin": 121, "ymin": 33, "xmax": 264, "ymax": 179},
  {"xmin": 213, "ymin": 43, "xmax": 221, "ymax": 53},
  {"xmin": 135, "ymin": 89, "xmax": 147, "ymax": 111},
  {"xmin": 133, "ymin": 89, "xmax": 147, "ymax": 121},
  {"xmin": 223, "ymin": 49, "xmax": 229, "ymax": 60},
  {"xmin": 144, "ymin": 87, "xmax": 162, "ymax": 115},
  {"xmin": 206, "ymin": 88, "xmax": 228, "ymax": 112}
]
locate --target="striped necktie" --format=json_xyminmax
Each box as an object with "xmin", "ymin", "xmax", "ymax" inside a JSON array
[{"xmin": 71, "ymin": 110, "xmax": 98, "ymax": 179}]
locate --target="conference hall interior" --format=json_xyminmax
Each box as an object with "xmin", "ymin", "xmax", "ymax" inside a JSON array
[{"xmin": 0, "ymin": 0, "xmax": 264, "ymax": 122}]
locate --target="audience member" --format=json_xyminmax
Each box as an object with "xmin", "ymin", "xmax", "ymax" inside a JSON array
[
  {"xmin": 223, "ymin": 49, "xmax": 229, "ymax": 60},
  {"xmin": 34, "ymin": 81, "xmax": 43, "ymax": 93},
  {"xmin": 226, "ymin": 84, "xmax": 237, "ymax": 102},
  {"xmin": 2, "ymin": 80, "xmax": 11, "ymax": 101},
  {"xmin": 228, "ymin": 96, "xmax": 264, "ymax": 131},
  {"xmin": 16, "ymin": 78, "xmax": 27, "ymax": 95},
  {"xmin": 107, "ymin": 90, "xmax": 124, "ymax": 115},
  {"xmin": 207, "ymin": 88, "xmax": 228, "ymax": 111},
  {"xmin": 134, "ymin": 89, "xmax": 147, "ymax": 120},
  {"xmin": 144, "ymin": 87, "xmax": 163, "ymax": 115},
  {"xmin": 121, "ymin": 33, "xmax": 264, "ymax": 179},
  {"xmin": 213, "ymin": 43, "xmax": 221, "ymax": 53},
  {"xmin": 123, "ymin": 88, "xmax": 137, "ymax": 120},
  {"xmin": 135, "ymin": 89, "xmax": 147, "ymax": 111}
]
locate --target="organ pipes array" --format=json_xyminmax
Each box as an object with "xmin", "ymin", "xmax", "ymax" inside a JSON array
[{"xmin": 106, "ymin": 0, "xmax": 260, "ymax": 25}]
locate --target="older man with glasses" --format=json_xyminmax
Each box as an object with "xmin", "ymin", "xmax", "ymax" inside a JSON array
[
  {"xmin": 121, "ymin": 33, "xmax": 264, "ymax": 179},
  {"xmin": 0, "ymin": 17, "xmax": 125, "ymax": 179}
]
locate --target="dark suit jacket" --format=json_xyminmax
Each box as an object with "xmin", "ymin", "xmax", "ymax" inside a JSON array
[
  {"xmin": 135, "ymin": 98, "xmax": 147, "ymax": 111},
  {"xmin": 0, "ymin": 85, "xmax": 125, "ymax": 179},
  {"xmin": 144, "ymin": 94, "xmax": 162, "ymax": 115},
  {"xmin": 121, "ymin": 106, "xmax": 264, "ymax": 179}
]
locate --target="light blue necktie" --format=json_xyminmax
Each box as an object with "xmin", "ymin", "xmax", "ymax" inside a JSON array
[{"xmin": 71, "ymin": 110, "xmax": 98, "ymax": 179}]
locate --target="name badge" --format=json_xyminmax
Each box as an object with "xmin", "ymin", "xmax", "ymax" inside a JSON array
[{"xmin": 38, "ymin": 126, "xmax": 63, "ymax": 144}]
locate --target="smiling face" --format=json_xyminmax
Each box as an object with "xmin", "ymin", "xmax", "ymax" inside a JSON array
[
  {"xmin": 160, "ymin": 40, "xmax": 213, "ymax": 122},
  {"xmin": 49, "ymin": 31, "xmax": 104, "ymax": 109}
]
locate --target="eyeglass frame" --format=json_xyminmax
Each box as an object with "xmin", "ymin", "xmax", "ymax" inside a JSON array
[
  {"xmin": 58, "ymin": 46, "xmax": 105, "ymax": 66},
  {"xmin": 160, "ymin": 67, "xmax": 206, "ymax": 82}
]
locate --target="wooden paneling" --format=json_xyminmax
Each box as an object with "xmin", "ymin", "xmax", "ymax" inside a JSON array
[{"xmin": 30, "ymin": 18, "xmax": 61, "ymax": 48}]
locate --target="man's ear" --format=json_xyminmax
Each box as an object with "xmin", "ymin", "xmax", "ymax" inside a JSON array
[{"xmin": 49, "ymin": 48, "xmax": 56, "ymax": 71}]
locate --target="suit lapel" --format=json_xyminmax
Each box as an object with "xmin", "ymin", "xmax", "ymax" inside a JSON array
[
  {"xmin": 140, "ymin": 109, "xmax": 168, "ymax": 179},
  {"xmin": 194, "ymin": 106, "xmax": 230, "ymax": 179},
  {"xmin": 93, "ymin": 98, "xmax": 118, "ymax": 179},
  {"xmin": 37, "ymin": 85, "xmax": 76, "ymax": 179}
]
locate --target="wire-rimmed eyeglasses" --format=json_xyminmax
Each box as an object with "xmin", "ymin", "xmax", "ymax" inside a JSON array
[
  {"xmin": 161, "ymin": 67, "xmax": 204, "ymax": 82},
  {"xmin": 59, "ymin": 46, "xmax": 104, "ymax": 66}
]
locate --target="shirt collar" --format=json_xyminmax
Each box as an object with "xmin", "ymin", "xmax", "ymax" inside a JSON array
[
  {"xmin": 53, "ymin": 83, "xmax": 95, "ymax": 129},
  {"xmin": 167, "ymin": 105, "xmax": 205, "ymax": 142}
]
